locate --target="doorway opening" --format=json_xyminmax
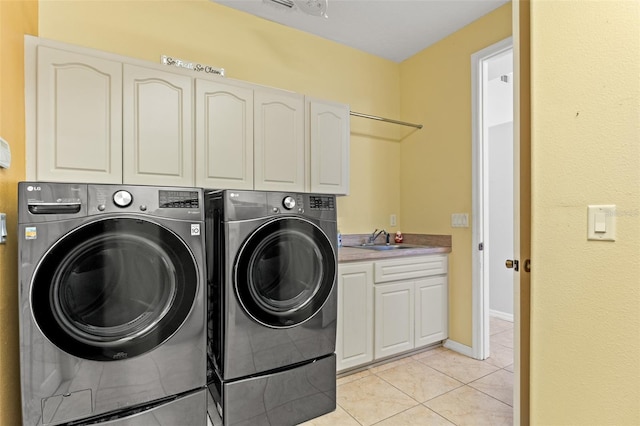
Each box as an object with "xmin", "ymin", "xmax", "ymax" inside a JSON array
[{"xmin": 471, "ymin": 37, "xmax": 514, "ymax": 362}]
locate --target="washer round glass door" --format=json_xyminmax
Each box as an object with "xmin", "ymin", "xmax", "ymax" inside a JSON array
[
  {"xmin": 31, "ymin": 217, "xmax": 198, "ymax": 361},
  {"xmin": 235, "ymin": 217, "xmax": 336, "ymax": 328}
]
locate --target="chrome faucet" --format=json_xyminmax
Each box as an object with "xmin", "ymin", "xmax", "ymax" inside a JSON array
[{"xmin": 368, "ymin": 229, "xmax": 389, "ymax": 245}]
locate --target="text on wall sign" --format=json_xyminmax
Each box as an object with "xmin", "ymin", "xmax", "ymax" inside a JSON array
[{"xmin": 161, "ymin": 55, "xmax": 225, "ymax": 76}]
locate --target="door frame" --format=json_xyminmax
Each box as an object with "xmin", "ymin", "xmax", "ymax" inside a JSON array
[{"xmin": 471, "ymin": 36, "xmax": 514, "ymax": 361}]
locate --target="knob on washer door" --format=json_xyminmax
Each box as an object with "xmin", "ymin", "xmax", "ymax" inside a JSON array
[
  {"xmin": 283, "ymin": 196, "xmax": 296, "ymax": 210},
  {"xmin": 113, "ymin": 190, "xmax": 133, "ymax": 207}
]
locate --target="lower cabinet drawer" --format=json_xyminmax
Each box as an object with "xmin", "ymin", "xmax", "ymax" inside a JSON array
[{"xmin": 374, "ymin": 255, "xmax": 448, "ymax": 283}]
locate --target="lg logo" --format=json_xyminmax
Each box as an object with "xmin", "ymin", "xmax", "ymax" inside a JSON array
[{"xmin": 26, "ymin": 185, "xmax": 41, "ymax": 192}]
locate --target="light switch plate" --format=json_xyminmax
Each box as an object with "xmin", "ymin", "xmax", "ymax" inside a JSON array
[
  {"xmin": 0, "ymin": 213, "xmax": 6, "ymax": 244},
  {"xmin": 0, "ymin": 137, "xmax": 11, "ymax": 169},
  {"xmin": 587, "ymin": 205, "xmax": 616, "ymax": 241},
  {"xmin": 451, "ymin": 213, "xmax": 469, "ymax": 228}
]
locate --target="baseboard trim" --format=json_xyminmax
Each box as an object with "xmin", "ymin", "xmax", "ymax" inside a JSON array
[
  {"xmin": 490, "ymin": 310, "xmax": 514, "ymax": 322},
  {"xmin": 443, "ymin": 339, "xmax": 474, "ymax": 357}
]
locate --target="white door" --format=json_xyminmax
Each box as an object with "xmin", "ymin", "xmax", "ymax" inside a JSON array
[
  {"xmin": 123, "ymin": 64, "xmax": 193, "ymax": 186},
  {"xmin": 486, "ymin": 51, "xmax": 515, "ymax": 323},
  {"xmin": 254, "ymin": 89, "xmax": 305, "ymax": 192},
  {"xmin": 308, "ymin": 98, "xmax": 350, "ymax": 195},
  {"xmin": 471, "ymin": 38, "xmax": 514, "ymax": 361},
  {"xmin": 472, "ymin": 24, "xmax": 532, "ymax": 423},
  {"xmin": 414, "ymin": 276, "xmax": 448, "ymax": 348},
  {"xmin": 336, "ymin": 262, "xmax": 374, "ymax": 371},
  {"xmin": 36, "ymin": 46, "xmax": 123, "ymax": 183},
  {"xmin": 195, "ymin": 79, "xmax": 254, "ymax": 190},
  {"xmin": 374, "ymin": 281, "xmax": 414, "ymax": 358}
]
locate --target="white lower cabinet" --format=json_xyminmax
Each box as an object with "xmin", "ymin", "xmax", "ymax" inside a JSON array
[
  {"xmin": 374, "ymin": 281, "xmax": 414, "ymax": 359},
  {"xmin": 337, "ymin": 254, "xmax": 448, "ymax": 372},
  {"xmin": 336, "ymin": 262, "xmax": 374, "ymax": 372},
  {"xmin": 415, "ymin": 276, "xmax": 448, "ymax": 347}
]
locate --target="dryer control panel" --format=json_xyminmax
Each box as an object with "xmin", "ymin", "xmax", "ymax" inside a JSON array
[
  {"xmin": 308, "ymin": 196, "xmax": 335, "ymax": 211},
  {"xmin": 216, "ymin": 190, "xmax": 336, "ymax": 222}
]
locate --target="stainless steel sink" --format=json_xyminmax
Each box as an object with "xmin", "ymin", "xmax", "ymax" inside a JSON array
[{"xmin": 348, "ymin": 244, "xmax": 418, "ymax": 251}]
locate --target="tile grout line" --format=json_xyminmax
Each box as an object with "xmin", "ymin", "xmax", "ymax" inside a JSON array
[
  {"xmin": 419, "ymin": 401, "xmax": 460, "ymax": 426},
  {"xmin": 335, "ymin": 341, "xmax": 514, "ymax": 426},
  {"xmin": 337, "ymin": 373, "xmax": 420, "ymax": 426},
  {"xmin": 370, "ymin": 363, "xmax": 465, "ymax": 425},
  {"xmin": 335, "ymin": 402, "xmax": 366, "ymax": 426},
  {"xmin": 464, "ymin": 382, "xmax": 514, "ymax": 408},
  {"xmin": 413, "ymin": 354, "xmax": 500, "ymax": 385}
]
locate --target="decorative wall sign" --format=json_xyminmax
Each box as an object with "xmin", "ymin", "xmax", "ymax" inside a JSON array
[{"xmin": 161, "ymin": 55, "xmax": 225, "ymax": 76}]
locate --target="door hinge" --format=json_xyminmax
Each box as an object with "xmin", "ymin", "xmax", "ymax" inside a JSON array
[{"xmin": 479, "ymin": 242, "xmax": 484, "ymax": 251}]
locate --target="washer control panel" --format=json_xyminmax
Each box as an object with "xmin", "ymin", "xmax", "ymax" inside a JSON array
[
  {"xmin": 159, "ymin": 190, "xmax": 200, "ymax": 209},
  {"xmin": 90, "ymin": 185, "xmax": 203, "ymax": 219}
]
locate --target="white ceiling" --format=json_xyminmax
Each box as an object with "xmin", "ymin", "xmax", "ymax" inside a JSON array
[{"xmin": 212, "ymin": 0, "xmax": 510, "ymax": 63}]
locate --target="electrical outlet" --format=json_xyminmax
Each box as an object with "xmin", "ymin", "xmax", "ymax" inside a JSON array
[{"xmin": 390, "ymin": 214, "xmax": 397, "ymax": 226}]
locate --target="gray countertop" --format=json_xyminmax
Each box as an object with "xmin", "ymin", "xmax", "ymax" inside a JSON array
[{"xmin": 338, "ymin": 243, "xmax": 451, "ymax": 263}]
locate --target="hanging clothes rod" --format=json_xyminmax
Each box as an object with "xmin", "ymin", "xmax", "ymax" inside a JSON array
[{"xmin": 350, "ymin": 111, "xmax": 423, "ymax": 129}]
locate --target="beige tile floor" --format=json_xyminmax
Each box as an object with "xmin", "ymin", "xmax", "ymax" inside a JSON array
[{"xmin": 303, "ymin": 317, "xmax": 514, "ymax": 426}]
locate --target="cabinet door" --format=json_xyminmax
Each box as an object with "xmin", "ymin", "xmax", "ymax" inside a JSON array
[
  {"xmin": 336, "ymin": 262, "xmax": 374, "ymax": 372},
  {"xmin": 254, "ymin": 90, "xmax": 305, "ymax": 192},
  {"xmin": 123, "ymin": 64, "xmax": 193, "ymax": 186},
  {"xmin": 36, "ymin": 46, "xmax": 123, "ymax": 183},
  {"xmin": 374, "ymin": 281, "xmax": 414, "ymax": 359},
  {"xmin": 195, "ymin": 79, "xmax": 254, "ymax": 190},
  {"xmin": 308, "ymin": 99, "xmax": 350, "ymax": 195},
  {"xmin": 415, "ymin": 276, "xmax": 448, "ymax": 348}
]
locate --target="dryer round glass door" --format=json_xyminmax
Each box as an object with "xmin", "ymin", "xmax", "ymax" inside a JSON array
[
  {"xmin": 235, "ymin": 217, "xmax": 336, "ymax": 328},
  {"xmin": 30, "ymin": 218, "xmax": 198, "ymax": 361}
]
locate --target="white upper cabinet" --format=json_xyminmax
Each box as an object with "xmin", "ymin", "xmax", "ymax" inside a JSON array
[
  {"xmin": 195, "ymin": 79, "xmax": 254, "ymax": 190},
  {"xmin": 254, "ymin": 90, "xmax": 305, "ymax": 192},
  {"xmin": 307, "ymin": 98, "xmax": 350, "ymax": 195},
  {"xmin": 123, "ymin": 64, "xmax": 193, "ymax": 186},
  {"xmin": 28, "ymin": 37, "xmax": 349, "ymax": 193},
  {"xmin": 35, "ymin": 46, "xmax": 123, "ymax": 183}
]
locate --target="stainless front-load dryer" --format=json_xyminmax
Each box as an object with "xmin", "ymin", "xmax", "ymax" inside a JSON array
[
  {"xmin": 18, "ymin": 182, "xmax": 207, "ymax": 426},
  {"xmin": 205, "ymin": 190, "xmax": 337, "ymax": 426}
]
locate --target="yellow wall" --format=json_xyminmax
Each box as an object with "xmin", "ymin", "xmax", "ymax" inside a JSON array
[
  {"xmin": 530, "ymin": 1, "xmax": 640, "ymax": 424},
  {"xmin": 0, "ymin": 2, "xmax": 38, "ymax": 424},
  {"xmin": 399, "ymin": 4, "xmax": 512, "ymax": 346},
  {"xmin": 6, "ymin": 1, "xmax": 639, "ymax": 424},
  {"xmin": 37, "ymin": 0, "xmax": 403, "ymax": 234},
  {"xmin": 2, "ymin": 1, "xmax": 402, "ymax": 421}
]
